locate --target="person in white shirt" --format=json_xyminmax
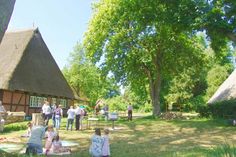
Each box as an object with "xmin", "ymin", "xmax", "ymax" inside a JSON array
[
  {"xmin": 127, "ymin": 103, "xmax": 133, "ymax": 121},
  {"xmin": 75, "ymin": 106, "xmax": 82, "ymax": 131},
  {"xmin": 66, "ymin": 106, "xmax": 75, "ymax": 131},
  {"xmin": 44, "ymin": 102, "xmax": 52, "ymax": 125},
  {"xmin": 41, "ymin": 101, "xmax": 48, "ymax": 120}
]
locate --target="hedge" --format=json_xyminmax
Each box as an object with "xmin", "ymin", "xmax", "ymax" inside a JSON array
[{"xmin": 197, "ymin": 99, "xmax": 236, "ymax": 118}]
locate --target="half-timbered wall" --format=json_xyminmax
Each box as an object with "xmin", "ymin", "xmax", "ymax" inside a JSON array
[{"xmin": 2, "ymin": 90, "xmax": 74, "ymax": 116}]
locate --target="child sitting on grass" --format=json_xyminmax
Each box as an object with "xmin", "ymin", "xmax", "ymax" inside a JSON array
[
  {"xmin": 21, "ymin": 122, "xmax": 33, "ymax": 137},
  {"xmin": 45, "ymin": 125, "xmax": 57, "ymax": 154},
  {"xmin": 27, "ymin": 122, "xmax": 32, "ymax": 137},
  {"xmin": 89, "ymin": 128, "xmax": 104, "ymax": 157},
  {"xmin": 52, "ymin": 135, "xmax": 71, "ymax": 153}
]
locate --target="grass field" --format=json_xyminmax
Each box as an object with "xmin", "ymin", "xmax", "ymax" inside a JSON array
[{"xmin": 1, "ymin": 114, "xmax": 236, "ymax": 157}]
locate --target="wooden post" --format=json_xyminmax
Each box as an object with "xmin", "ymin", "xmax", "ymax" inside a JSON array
[
  {"xmin": 24, "ymin": 93, "xmax": 27, "ymax": 113},
  {"xmin": 112, "ymin": 120, "xmax": 115, "ymax": 129},
  {"xmin": 32, "ymin": 113, "xmax": 44, "ymax": 126}
]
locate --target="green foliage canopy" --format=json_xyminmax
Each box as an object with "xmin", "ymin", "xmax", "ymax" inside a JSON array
[
  {"xmin": 63, "ymin": 43, "xmax": 120, "ymax": 105},
  {"xmin": 84, "ymin": 0, "xmax": 208, "ymax": 115}
]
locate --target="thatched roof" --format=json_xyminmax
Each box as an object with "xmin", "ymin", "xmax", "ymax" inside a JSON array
[
  {"xmin": 208, "ymin": 69, "xmax": 236, "ymax": 104},
  {"xmin": 0, "ymin": 28, "xmax": 74, "ymax": 99},
  {"xmin": 0, "ymin": 0, "xmax": 15, "ymax": 42}
]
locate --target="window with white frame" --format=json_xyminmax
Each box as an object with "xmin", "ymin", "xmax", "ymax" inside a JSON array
[
  {"xmin": 52, "ymin": 98, "xmax": 57, "ymax": 105},
  {"xmin": 30, "ymin": 96, "xmax": 47, "ymax": 108},
  {"xmin": 59, "ymin": 99, "xmax": 67, "ymax": 108}
]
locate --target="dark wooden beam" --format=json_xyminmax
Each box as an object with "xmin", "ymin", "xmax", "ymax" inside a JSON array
[
  {"xmin": 24, "ymin": 93, "xmax": 27, "ymax": 114},
  {"xmin": 0, "ymin": 89, "xmax": 3, "ymax": 101},
  {"xmin": 10, "ymin": 91, "xmax": 13, "ymax": 111}
]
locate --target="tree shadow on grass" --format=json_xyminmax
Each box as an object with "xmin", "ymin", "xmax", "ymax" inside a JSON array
[{"xmin": 110, "ymin": 116, "xmax": 236, "ymax": 157}]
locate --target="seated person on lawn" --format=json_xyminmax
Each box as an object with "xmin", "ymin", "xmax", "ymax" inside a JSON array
[
  {"xmin": 52, "ymin": 135, "xmax": 71, "ymax": 154},
  {"xmin": 21, "ymin": 122, "xmax": 32, "ymax": 137}
]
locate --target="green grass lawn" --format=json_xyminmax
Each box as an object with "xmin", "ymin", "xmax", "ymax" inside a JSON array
[{"xmin": 1, "ymin": 114, "xmax": 236, "ymax": 157}]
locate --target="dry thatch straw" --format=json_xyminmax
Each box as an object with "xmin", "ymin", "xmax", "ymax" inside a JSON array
[
  {"xmin": 208, "ymin": 69, "xmax": 236, "ymax": 104},
  {"xmin": 0, "ymin": 28, "xmax": 74, "ymax": 99}
]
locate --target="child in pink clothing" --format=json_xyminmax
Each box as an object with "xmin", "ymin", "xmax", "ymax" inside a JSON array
[
  {"xmin": 102, "ymin": 129, "xmax": 110, "ymax": 157},
  {"xmin": 52, "ymin": 135, "xmax": 71, "ymax": 153},
  {"xmin": 45, "ymin": 125, "xmax": 56, "ymax": 154}
]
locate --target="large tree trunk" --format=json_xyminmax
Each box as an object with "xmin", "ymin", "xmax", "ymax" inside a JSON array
[
  {"xmin": 149, "ymin": 72, "xmax": 161, "ymax": 116},
  {"xmin": 0, "ymin": 0, "xmax": 16, "ymax": 43}
]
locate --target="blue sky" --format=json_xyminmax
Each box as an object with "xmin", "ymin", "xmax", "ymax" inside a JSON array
[{"xmin": 8, "ymin": 0, "xmax": 95, "ymax": 69}]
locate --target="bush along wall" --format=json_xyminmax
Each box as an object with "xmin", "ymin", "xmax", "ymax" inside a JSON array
[{"xmin": 197, "ymin": 99, "xmax": 236, "ymax": 118}]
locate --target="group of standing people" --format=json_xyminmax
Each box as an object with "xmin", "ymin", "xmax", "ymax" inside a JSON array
[
  {"xmin": 66, "ymin": 105, "xmax": 86, "ymax": 131},
  {"xmin": 41, "ymin": 101, "xmax": 63, "ymax": 129},
  {"xmin": 41, "ymin": 101, "xmax": 87, "ymax": 131}
]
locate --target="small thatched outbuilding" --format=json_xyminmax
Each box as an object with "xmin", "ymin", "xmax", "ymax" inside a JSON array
[
  {"xmin": 0, "ymin": 28, "xmax": 75, "ymax": 115},
  {"xmin": 208, "ymin": 69, "xmax": 236, "ymax": 104}
]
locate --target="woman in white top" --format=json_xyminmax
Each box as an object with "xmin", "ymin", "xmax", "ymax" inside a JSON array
[{"xmin": 66, "ymin": 106, "xmax": 75, "ymax": 131}]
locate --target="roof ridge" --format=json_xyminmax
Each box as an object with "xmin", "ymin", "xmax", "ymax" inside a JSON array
[{"xmin": 6, "ymin": 27, "xmax": 38, "ymax": 33}]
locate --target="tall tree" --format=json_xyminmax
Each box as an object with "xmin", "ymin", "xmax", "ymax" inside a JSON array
[
  {"xmin": 63, "ymin": 43, "xmax": 119, "ymax": 105},
  {"xmin": 84, "ymin": 0, "xmax": 206, "ymax": 116},
  {"xmin": 198, "ymin": 0, "xmax": 236, "ymax": 52}
]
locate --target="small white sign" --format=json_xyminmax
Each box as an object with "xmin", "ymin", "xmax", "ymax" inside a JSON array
[{"xmin": 109, "ymin": 113, "xmax": 118, "ymax": 120}]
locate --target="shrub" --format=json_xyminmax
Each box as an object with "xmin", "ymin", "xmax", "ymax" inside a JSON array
[
  {"xmin": 138, "ymin": 102, "xmax": 152, "ymax": 113},
  {"xmin": 3, "ymin": 122, "xmax": 28, "ymax": 133},
  {"xmin": 197, "ymin": 99, "xmax": 236, "ymax": 118},
  {"xmin": 197, "ymin": 105, "xmax": 212, "ymax": 118}
]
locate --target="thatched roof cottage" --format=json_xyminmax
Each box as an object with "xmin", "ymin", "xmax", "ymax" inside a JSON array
[
  {"xmin": 208, "ymin": 69, "xmax": 236, "ymax": 104},
  {"xmin": 0, "ymin": 28, "xmax": 74, "ymax": 115},
  {"xmin": 0, "ymin": 0, "xmax": 15, "ymax": 42}
]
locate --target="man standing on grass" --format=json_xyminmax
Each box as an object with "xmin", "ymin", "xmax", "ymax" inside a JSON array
[
  {"xmin": 44, "ymin": 102, "xmax": 52, "ymax": 125},
  {"xmin": 75, "ymin": 105, "xmax": 82, "ymax": 130},
  {"xmin": 127, "ymin": 103, "xmax": 133, "ymax": 121},
  {"xmin": 66, "ymin": 106, "xmax": 75, "ymax": 131}
]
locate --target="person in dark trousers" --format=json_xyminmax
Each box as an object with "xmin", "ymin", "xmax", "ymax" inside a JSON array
[
  {"xmin": 75, "ymin": 105, "xmax": 82, "ymax": 130},
  {"xmin": 127, "ymin": 103, "xmax": 133, "ymax": 121},
  {"xmin": 103, "ymin": 104, "xmax": 109, "ymax": 121}
]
